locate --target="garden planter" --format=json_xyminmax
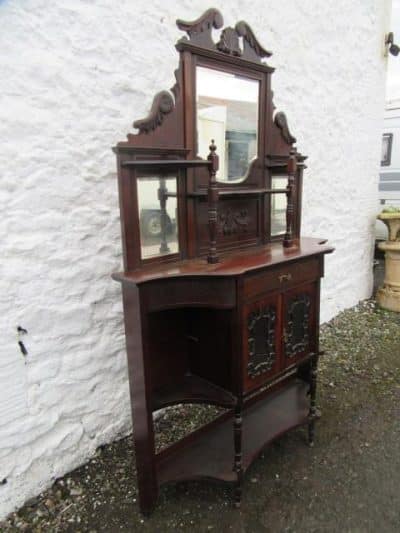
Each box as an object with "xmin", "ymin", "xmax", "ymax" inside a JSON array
[{"xmin": 377, "ymin": 212, "xmax": 400, "ymax": 312}]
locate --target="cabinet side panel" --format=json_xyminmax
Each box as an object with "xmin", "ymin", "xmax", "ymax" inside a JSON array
[
  {"xmin": 122, "ymin": 284, "xmax": 158, "ymax": 514},
  {"xmin": 117, "ymin": 155, "xmax": 141, "ymax": 270}
]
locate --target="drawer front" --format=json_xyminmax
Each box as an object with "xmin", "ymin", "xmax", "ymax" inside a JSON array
[
  {"xmin": 144, "ymin": 277, "xmax": 236, "ymax": 311},
  {"xmin": 243, "ymin": 257, "xmax": 320, "ymax": 301}
]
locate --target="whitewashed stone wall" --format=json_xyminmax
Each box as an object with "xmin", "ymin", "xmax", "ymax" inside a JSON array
[{"xmin": 0, "ymin": 0, "xmax": 391, "ymax": 519}]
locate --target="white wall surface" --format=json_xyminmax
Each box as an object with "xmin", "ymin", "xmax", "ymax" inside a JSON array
[{"xmin": 0, "ymin": 0, "xmax": 391, "ymax": 519}]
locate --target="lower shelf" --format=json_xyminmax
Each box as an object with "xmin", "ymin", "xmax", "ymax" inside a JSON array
[
  {"xmin": 156, "ymin": 379, "xmax": 310, "ymax": 485},
  {"xmin": 152, "ymin": 374, "xmax": 236, "ymax": 411}
]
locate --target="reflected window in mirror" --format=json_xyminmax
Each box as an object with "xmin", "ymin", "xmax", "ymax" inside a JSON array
[
  {"xmin": 137, "ymin": 176, "xmax": 179, "ymax": 259},
  {"xmin": 196, "ymin": 66, "xmax": 259, "ymax": 183},
  {"xmin": 271, "ymin": 176, "xmax": 287, "ymax": 237}
]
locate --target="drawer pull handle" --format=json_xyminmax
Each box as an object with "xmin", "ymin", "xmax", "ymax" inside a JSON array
[{"xmin": 279, "ymin": 273, "xmax": 292, "ymax": 283}]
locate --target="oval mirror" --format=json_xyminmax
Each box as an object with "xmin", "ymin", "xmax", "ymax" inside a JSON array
[{"xmin": 196, "ymin": 66, "xmax": 259, "ymax": 183}]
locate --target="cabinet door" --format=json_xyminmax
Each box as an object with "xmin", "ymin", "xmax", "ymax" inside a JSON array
[
  {"xmin": 282, "ymin": 282, "xmax": 316, "ymax": 368},
  {"xmin": 243, "ymin": 293, "xmax": 280, "ymax": 392}
]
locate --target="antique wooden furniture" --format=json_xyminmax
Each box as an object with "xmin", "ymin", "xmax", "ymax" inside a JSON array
[{"xmin": 112, "ymin": 8, "xmax": 334, "ymax": 515}]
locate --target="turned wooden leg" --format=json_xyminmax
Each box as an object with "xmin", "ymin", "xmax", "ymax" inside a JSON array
[
  {"xmin": 308, "ymin": 354, "xmax": 319, "ymax": 447},
  {"xmin": 234, "ymin": 403, "xmax": 243, "ymax": 507}
]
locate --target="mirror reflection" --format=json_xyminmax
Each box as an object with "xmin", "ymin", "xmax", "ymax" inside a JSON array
[
  {"xmin": 196, "ymin": 66, "xmax": 259, "ymax": 182},
  {"xmin": 137, "ymin": 176, "xmax": 178, "ymax": 259},
  {"xmin": 271, "ymin": 176, "xmax": 287, "ymax": 236}
]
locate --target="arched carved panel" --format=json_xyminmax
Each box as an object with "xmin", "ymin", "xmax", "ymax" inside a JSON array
[
  {"xmin": 247, "ymin": 305, "xmax": 277, "ymax": 378},
  {"xmin": 284, "ymin": 293, "xmax": 311, "ymax": 358}
]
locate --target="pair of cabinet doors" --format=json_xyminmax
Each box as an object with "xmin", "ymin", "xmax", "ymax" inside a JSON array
[{"xmin": 243, "ymin": 281, "xmax": 317, "ymax": 392}]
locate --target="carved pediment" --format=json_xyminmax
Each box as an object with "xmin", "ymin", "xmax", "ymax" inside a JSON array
[
  {"xmin": 235, "ymin": 21, "xmax": 272, "ymax": 61},
  {"xmin": 177, "ymin": 8, "xmax": 273, "ymax": 64},
  {"xmin": 217, "ymin": 27, "xmax": 241, "ymax": 56},
  {"xmin": 177, "ymin": 8, "xmax": 223, "ymax": 48},
  {"xmin": 122, "ymin": 7, "xmax": 300, "ymax": 167}
]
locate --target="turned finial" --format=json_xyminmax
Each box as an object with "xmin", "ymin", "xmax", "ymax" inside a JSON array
[
  {"xmin": 207, "ymin": 139, "xmax": 219, "ymax": 174},
  {"xmin": 207, "ymin": 139, "xmax": 219, "ymax": 264},
  {"xmin": 283, "ymin": 148, "xmax": 297, "ymax": 248}
]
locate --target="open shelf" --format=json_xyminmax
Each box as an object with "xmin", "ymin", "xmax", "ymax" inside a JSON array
[
  {"xmin": 152, "ymin": 374, "xmax": 236, "ymax": 411},
  {"xmin": 156, "ymin": 379, "xmax": 309, "ymax": 485},
  {"xmin": 188, "ymin": 188, "xmax": 287, "ymax": 197},
  {"xmin": 122, "ymin": 159, "xmax": 211, "ymax": 168}
]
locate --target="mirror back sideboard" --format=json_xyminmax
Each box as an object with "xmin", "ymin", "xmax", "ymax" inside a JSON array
[{"xmin": 112, "ymin": 8, "xmax": 334, "ymax": 515}]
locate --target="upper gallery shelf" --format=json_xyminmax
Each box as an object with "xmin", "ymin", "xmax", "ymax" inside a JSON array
[{"xmin": 121, "ymin": 160, "xmax": 212, "ymax": 168}]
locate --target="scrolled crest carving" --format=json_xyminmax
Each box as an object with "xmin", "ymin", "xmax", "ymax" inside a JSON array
[
  {"xmin": 217, "ymin": 27, "xmax": 241, "ymax": 56},
  {"xmin": 274, "ymin": 111, "xmax": 297, "ymax": 145},
  {"xmin": 177, "ymin": 9, "xmax": 273, "ymax": 64},
  {"xmin": 235, "ymin": 21, "xmax": 272, "ymax": 61},
  {"xmin": 133, "ymin": 91, "xmax": 175, "ymax": 134},
  {"xmin": 177, "ymin": 8, "xmax": 224, "ymax": 48}
]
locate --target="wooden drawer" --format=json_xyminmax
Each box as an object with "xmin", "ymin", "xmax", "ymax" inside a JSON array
[
  {"xmin": 144, "ymin": 277, "xmax": 236, "ymax": 311},
  {"xmin": 243, "ymin": 257, "xmax": 320, "ymax": 301}
]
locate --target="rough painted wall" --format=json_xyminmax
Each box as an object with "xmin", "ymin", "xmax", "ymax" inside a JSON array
[{"xmin": 0, "ymin": 0, "xmax": 390, "ymax": 519}]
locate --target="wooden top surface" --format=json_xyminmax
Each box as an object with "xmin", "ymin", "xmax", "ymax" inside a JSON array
[{"xmin": 112, "ymin": 237, "xmax": 334, "ymax": 285}]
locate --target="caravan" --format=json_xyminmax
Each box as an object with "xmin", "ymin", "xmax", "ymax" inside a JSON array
[{"xmin": 377, "ymin": 99, "xmax": 400, "ymax": 241}]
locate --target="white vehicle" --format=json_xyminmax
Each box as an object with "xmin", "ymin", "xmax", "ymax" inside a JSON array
[{"xmin": 376, "ymin": 99, "xmax": 400, "ymax": 241}]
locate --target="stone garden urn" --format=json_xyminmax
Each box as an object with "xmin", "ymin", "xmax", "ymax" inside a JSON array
[{"xmin": 377, "ymin": 209, "xmax": 400, "ymax": 312}]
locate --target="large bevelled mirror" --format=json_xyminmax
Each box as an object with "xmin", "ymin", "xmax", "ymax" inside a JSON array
[{"xmin": 196, "ymin": 66, "xmax": 259, "ymax": 183}]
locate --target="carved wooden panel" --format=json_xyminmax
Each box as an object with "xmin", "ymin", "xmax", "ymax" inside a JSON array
[
  {"xmin": 196, "ymin": 197, "xmax": 260, "ymax": 254},
  {"xmin": 219, "ymin": 208, "xmax": 249, "ymax": 236},
  {"xmin": 283, "ymin": 283, "xmax": 316, "ymax": 363},
  {"xmin": 247, "ymin": 305, "xmax": 276, "ymax": 378},
  {"xmin": 243, "ymin": 293, "xmax": 280, "ymax": 392}
]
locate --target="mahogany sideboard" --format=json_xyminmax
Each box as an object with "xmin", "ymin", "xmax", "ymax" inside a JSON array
[{"xmin": 112, "ymin": 8, "xmax": 334, "ymax": 515}]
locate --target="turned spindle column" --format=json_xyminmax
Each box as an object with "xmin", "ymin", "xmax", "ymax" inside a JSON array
[
  {"xmin": 283, "ymin": 148, "xmax": 297, "ymax": 248},
  {"xmin": 233, "ymin": 402, "xmax": 243, "ymax": 507},
  {"xmin": 158, "ymin": 176, "xmax": 170, "ymax": 254},
  {"xmin": 307, "ymin": 353, "xmax": 318, "ymax": 446},
  {"xmin": 207, "ymin": 140, "xmax": 219, "ymax": 264}
]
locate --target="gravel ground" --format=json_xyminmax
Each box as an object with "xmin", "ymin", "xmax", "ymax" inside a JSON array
[{"xmin": 1, "ymin": 296, "xmax": 400, "ymax": 532}]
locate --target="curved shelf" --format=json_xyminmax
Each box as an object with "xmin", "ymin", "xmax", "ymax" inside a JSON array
[
  {"xmin": 156, "ymin": 379, "xmax": 309, "ymax": 484},
  {"xmin": 189, "ymin": 188, "xmax": 288, "ymax": 197},
  {"xmin": 152, "ymin": 374, "xmax": 236, "ymax": 411}
]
